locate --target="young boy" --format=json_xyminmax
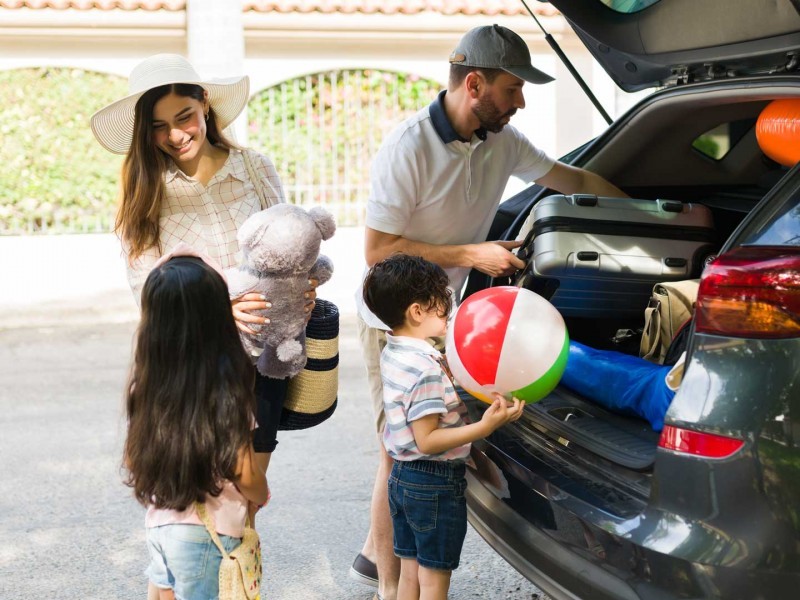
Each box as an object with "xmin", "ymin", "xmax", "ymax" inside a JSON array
[{"xmin": 363, "ymin": 253, "xmax": 524, "ymax": 600}]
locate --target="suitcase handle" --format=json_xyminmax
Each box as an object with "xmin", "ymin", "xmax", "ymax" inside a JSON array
[
  {"xmin": 665, "ymin": 257, "xmax": 688, "ymax": 268},
  {"xmin": 515, "ymin": 226, "xmax": 537, "ymax": 262},
  {"xmin": 661, "ymin": 200, "xmax": 684, "ymax": 213},
  {"xmin": 573, "ymin": 194, "xmax": 598, "ymax": 207}
]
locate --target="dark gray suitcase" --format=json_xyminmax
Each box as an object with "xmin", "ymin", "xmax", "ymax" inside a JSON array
[{"xmin": 515, "ymin": 194, "xmax": 716, "ymax": 318}]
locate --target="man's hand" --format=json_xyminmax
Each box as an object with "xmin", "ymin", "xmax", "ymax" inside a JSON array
[{"xmin": 468, "ymin": 240, "xmax": 526, "ymax": 278}]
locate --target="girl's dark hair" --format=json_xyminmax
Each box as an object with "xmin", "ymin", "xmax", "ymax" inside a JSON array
[
  {"xmin": 117, "ymin": 83, "xmax": 239, "ymax": 261},
  {"xmin": 363, "ymin": 253, "xmax": 452, "ymax": 329},
  {"xmin": 123, "ymin": 257, "xmax": 255, "ymax": 510}
]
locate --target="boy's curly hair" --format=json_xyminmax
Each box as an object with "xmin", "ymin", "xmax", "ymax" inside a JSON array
[{"xmin": 363, "ymin": 253, "xmax": 452, "ymax": 329}]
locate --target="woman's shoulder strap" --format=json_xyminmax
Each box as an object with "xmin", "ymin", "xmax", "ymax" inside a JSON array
[{"xmin": 241, "ymin": 148, "xmax": 269, "ymax": 210}]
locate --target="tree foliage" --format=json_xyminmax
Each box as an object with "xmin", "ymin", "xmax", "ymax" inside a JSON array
[{"xmin": 0, "ymin": 67, "xmax": 126, "ymax": 234}]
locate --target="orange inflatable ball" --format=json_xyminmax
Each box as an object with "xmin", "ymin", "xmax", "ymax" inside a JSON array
[{"xmin": 756, "ymin": 99, "xmax": 800, "ymax": 167}]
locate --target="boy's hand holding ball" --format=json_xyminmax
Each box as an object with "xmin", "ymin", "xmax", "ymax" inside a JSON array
[{"xmin": 479, "ymin": 393, "xmax": 525, "ymax": 434}]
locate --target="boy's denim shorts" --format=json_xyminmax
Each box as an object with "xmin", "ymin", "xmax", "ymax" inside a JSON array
[
  {"xmin": 388, "ymin": 459, "xmax": 468, "ymax": 571},
  {"xmin": 145, "ymin": 524, "xmax": 241, "ymax": 600}
]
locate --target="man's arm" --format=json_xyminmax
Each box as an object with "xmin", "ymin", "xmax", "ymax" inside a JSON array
[
  {"xmin": 365, "ymin": 227, "xmax": 524, "ymax": 276},
  {"xmin": 536, "ymin": 162, "xmax": 628, "ymax": 198},
  {"xmin": 364, "ymin": 160, "xmax": 626, "ymax": 277}
]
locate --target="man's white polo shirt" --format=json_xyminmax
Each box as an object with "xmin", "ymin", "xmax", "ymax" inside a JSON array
[{"xmin": 357, "ymin": 90, "xmax": 555, "ymax": 329}]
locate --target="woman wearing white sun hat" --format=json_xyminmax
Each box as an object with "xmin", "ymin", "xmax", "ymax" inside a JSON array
[{"xmin": 90, "ymin": 53, "xmax": 315, "ymax": 579}]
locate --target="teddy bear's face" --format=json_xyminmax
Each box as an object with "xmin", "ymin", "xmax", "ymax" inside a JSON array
[{"xmin": 239, "ymin": 205, "xmax": 323, "ymax": 274}]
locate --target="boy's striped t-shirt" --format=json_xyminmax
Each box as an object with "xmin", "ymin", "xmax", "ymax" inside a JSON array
[{"xmin": 381, "ymin": 333, "xmax": 470, "ymax": 462}]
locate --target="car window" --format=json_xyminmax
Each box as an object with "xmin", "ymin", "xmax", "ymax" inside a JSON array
[
  {"xmin": 692, "ymin": 118, "xmax": 756, "ymax": 161},
  {"xmin": 597, "ymin": 0, "xmax": 661, "ymax": 13},
  {"xmin": 742, "ymin": 190, "xmax": 800, "ymax": 246}
]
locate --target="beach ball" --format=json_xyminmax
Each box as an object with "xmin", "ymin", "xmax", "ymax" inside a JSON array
[
  {"xmin": 756, "ymin": 98, "xmax": 800, "ymax": 167},
  {"xmin": 445, "ymin": 286, "xmax": 569, "ymax": 404}
]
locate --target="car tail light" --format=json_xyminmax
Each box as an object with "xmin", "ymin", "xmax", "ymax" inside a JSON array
[
  {"xmin": 695, "ymin": 246, "xmax": 800, "ymax": 338},
  {"xmin": 658, "ymin": 425, "xmax": 744, "ymax": 458}
]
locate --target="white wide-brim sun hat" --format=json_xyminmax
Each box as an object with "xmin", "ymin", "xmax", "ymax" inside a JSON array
[{"xmin": 90, "ymin": 53, "xmax": 250, "ymax": 155}]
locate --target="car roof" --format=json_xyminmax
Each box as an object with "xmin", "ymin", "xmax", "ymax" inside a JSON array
[{"xmin": 546, "ymin": 0, "xmax": 800, "ymax": 91}]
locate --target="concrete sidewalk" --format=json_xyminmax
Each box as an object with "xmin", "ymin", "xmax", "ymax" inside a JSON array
[{"xmin": 0, "ymin": 227, "xmax": 365, "ymax": 328}]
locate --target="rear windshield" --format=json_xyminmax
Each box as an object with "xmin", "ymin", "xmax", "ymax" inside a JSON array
[
  {"xmin": 598, "ymin": 0, "xmax": 661, "ymax": 13},
  {"xmin": 741, "ymin": 187, "xmax": 800, "ymax": 246}
]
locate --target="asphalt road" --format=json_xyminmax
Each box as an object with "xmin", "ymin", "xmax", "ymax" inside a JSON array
[{"xmin": 0, "ymin": 312, "xmax": 548, "ymax": 599}]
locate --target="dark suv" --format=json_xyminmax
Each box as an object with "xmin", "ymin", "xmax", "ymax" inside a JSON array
[{"xmin": 461, "ymin": 1, "xmax": 800, "ymax": 598}]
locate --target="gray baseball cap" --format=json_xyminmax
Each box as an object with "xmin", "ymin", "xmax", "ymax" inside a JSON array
[{"xmin": 449, "ymin": 24, "xmax": 554, "ymax": 85}]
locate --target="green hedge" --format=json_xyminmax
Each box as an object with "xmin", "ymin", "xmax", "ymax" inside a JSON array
[{"xmin": 0, "ymin": 67, "xmax": 126, "ymax": 234}]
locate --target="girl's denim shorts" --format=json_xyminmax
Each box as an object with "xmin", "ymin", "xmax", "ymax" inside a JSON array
[
  {"xmin": 145, "ymin": 524, "xmax": 241, "ymax": 600},
  {"xmin": 388, "ymin": 459, "xmax": 468, "ymax": 571}
]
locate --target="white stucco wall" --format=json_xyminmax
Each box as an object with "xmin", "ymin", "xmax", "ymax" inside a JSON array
[{"xmin": 0, "ymin": 8, "xmax": 625, "ymax": 165}]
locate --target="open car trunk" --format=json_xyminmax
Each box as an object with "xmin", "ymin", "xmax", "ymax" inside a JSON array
[
  {"xmin": 462, "ymin": 80, "xmax": 798, "ymax": 507},
  {"xmin": 546, "ymin": 0, "xmax": 800, "ymax": 92}
]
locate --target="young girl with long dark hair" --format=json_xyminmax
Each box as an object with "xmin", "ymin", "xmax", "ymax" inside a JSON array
[{"xmin": 124, "ymin": 253, "xmax": 268, "ymax": 600}]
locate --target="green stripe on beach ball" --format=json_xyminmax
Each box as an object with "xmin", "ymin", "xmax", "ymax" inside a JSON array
[{"xmin": 511, "ymin": 332, "xmax": 570, "ymax": 403}]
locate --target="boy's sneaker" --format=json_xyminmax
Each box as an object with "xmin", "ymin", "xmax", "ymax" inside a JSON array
[{"xmin": 349, "ymin": 553, "xmax": 378, "ymax": 588}]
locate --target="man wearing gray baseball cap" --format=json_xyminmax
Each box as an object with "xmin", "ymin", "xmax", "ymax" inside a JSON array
[
  {"xmin": 449, "ymin": 23, "xmax": 555, "ymax": 85},
  {"xmin": 352, "ymin": 24, "xmax": 626, "ymax": 600}
]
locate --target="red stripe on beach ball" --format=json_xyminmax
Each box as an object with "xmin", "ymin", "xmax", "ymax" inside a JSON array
[{"xmin": 452, "ymin": 286, "xmax": 517, "ymax": 386}]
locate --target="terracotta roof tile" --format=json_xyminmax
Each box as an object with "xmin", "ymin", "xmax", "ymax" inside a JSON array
[
  {"xmin": 0, "ymin": 0, "xmax": 184, "ymax": 9},
  {"xmin": 245, "ymin": 1, "xmax": 557, "ymax": 16},
  {"xmin": 0, "ymin": 0, "xmax": 558, "ymax": 16},
  {"xmin": 244, "ymin": 0, "xmax": 556, "ymax": 16}
]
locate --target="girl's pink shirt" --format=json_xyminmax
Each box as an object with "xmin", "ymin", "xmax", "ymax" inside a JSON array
[{"xmin": 145, "ymin": 481, "xmax": 247, "ymax": 538}]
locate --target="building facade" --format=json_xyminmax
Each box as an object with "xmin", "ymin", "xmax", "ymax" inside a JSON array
[{"xmin": 0, "ymin": 1, "xmax": 637, "ymax": 228}]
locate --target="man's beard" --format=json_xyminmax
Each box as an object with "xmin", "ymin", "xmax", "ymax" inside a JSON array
[{"xmin": 473, "ymin": 94, "xmax": 516, "ymax": 133}]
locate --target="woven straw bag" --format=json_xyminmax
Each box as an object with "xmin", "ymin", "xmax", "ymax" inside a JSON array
[
  {"xmin": 195, "ymin": 502, "xmax": 262, "ymax": 600},
  {"xmin": 279, "ymin": 298, "xmax": 339, "ymax": 430},
  {"xmin": 244, "ymin": 150, "xmax": 339, "ymax": 430}
]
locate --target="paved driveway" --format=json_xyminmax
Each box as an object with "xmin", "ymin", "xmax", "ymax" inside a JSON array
[{"xmin": 0, "ymin": 262, "xmax": 548, "ymax": 600}]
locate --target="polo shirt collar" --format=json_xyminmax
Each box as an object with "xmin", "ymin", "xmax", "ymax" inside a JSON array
[
  {"xmin": 385, "ymin": 333, "xmax": 442, "ymax": 357},
  {"xmin": 429, "ymin": 90, "xmax": 487, "ymax": 144}
]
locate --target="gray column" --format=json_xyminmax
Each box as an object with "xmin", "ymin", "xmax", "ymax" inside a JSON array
[{"xmin": 186, "ymin": 0, "xmax": 248, "ymax": 144}]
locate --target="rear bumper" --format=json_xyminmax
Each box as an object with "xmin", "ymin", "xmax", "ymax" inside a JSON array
[
  {"xmin": 466, "ymin": 468, "xmax": 640, "ymax": 600},
  {"xmin": 466, "ymin": 448, "xmax": 800, "ymax": 599}
]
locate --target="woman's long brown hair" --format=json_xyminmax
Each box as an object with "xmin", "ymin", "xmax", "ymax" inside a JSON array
[
  {"xmin": 117, "ymin": 83, "xmax": 238, "ymax": 261},
  {"xmin": 123, "ymin": 257, "xmax": 256, "ymax": 509}
]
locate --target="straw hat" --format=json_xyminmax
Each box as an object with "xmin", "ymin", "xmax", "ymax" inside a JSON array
[{"xmin": 90, "ymin": 53, "xmax": 250, "ymax": 155}]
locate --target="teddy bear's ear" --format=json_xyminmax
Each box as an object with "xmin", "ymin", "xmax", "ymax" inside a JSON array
[
  {"xmin": 308, "ymin": 207, "xmax": 336, "ymax": 241},
  {"xmin": 237, "ymin": 210, "xmax": 270, "ymax": 248}
]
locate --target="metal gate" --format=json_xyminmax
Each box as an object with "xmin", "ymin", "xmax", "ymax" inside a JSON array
[{"xmin": 248, "ymin": 69, "xmax": 441, "ymax": 226}]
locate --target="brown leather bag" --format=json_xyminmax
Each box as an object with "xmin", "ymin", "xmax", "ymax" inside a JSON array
[{"xmin": 640, "ymin": 279, "xmax": 699, "ymax": 364}]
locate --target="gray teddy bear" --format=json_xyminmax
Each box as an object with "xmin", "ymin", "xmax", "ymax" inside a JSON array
[{"xmin": 225, "ymin": 204, "xmax": 335, "ymax": 379}]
